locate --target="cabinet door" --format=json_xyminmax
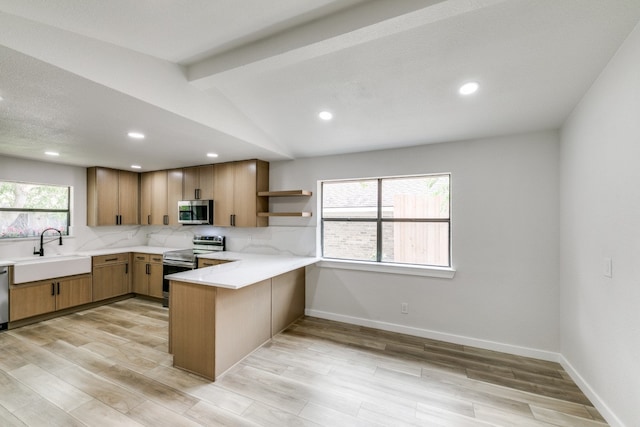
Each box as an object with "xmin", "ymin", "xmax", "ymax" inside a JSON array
[
  {"xmin": 234, "ymin": 160, "xmax": 269, "ymax": 227},
  {"xmin": 118, "ymin": 170, "xmax": 140, "ymax": 225},
  {"xmin": 140, "ymin": 172, "xmax": 153, "ymax": 225},
  {"xmin": 148, "ymin": 258, "xmax": 164, "ymax": 298},
  {"xmin": 93, "ymin": 263, "xmax": 129, "ymax": 301},
  {"xmin": 56, "ymin": 275, "xmax": 92, "ymax": 310},
  {"xmin": 132, "ymin": 254, "xmax": 150, "ymax": 295},
  {"xmin": 166, "ymin": 168, "xmax": 183, "ymax": 225},
  {"xmin": 183, "ymin": 166, "xmax": 199, "ymax": 200},
  {"xmin": 213, "ymin": 162, "xmax": 234, "ymax": 226},
  {"xmin": 10, "ymin": 282, "xmax": 56, "ymax": 321},
  {"xmin": 198, "ymin": 165, "xmax": 215, "ymax": 200},
  {"xmin": 89, "ymin": 167, "xmax": 119, "ymax": 226},
  {"xmin": 150, "ymin": 170, "xmax": 168, "ymax": 225}
]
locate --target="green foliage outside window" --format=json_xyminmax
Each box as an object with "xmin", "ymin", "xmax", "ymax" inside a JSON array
[{"xmin": 0, "ymin": 181, "xmax": 70, "ymax": 238}]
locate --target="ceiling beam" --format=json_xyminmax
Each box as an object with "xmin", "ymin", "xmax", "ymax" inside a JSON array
[{"xmin": 187, "ymin": 0, "xmax": 507, "ymax": 88}]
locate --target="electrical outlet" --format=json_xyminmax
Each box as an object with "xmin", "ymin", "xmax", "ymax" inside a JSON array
[
  {"xmin": 604, "ymin": 257, "xmax": 612, "ymax": 278},
  {"xmin": 401, "ymin": 302, "xmax": 408, "ymax": 314}
]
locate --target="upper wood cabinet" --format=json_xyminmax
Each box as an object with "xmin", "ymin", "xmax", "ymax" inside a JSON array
[
  {"xmin": 140, "ymin": 169, "xmax": 183, "ymax": 226},
  {"xmin": 87, "ymin": 167, "xmax": 139, "ymax": 226},
  {"xmin": 213, "ymin": 160, "xmax": 269, "ymax": 227},
  {"xmin": 183, "ymin": 165, "xmax": 214, "ymax": 200}
]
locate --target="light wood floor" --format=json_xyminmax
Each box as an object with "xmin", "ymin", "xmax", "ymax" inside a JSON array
[{"xmin": 0, "ymin": 298, "xmax": 607, "ymax": 426}]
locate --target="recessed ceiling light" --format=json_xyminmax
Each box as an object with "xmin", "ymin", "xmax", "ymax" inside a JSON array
[
  {"xmin": 459, "ymin": 82, "xmax": 479, "ymax": 95},
  {"xmin": 0, "ymin": 95, "xmax": 4, "ymax": 101},
  {"xmin": 206, "ymin": 152, "xmax": 219, "ymax": 158},
  {"xmin": 318, "ymin": 111, "xmax": 333, "ymax": 121},
  {"xmin": 131, "ymin": 165, "xmax": 142, "ymax": 169},
  {"xmin": 45, "ymin": 151, "xmax": 60, "ymax": 156},
  {"xmin": 127, "ymin": 132, "xmax": 145, "ymax": 139}
]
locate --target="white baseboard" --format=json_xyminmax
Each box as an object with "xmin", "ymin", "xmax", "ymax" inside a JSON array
[
  {"xmin": 559, "ymin": 355, "xmax": 623, "ymax": 427},
  {"xmin": 304, "ymin": 309, "xmax": 560, "ymax": 362}
]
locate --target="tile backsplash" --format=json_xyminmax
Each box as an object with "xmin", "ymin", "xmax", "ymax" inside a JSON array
[{"xmin": 0, "ymin": 225, "xmax": 316, "ymax": 260}]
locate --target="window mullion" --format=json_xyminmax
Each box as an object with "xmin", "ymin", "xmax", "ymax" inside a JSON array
[{"xmin": 376, "ymin": 178, "xmax": 382, "ymax": 262}]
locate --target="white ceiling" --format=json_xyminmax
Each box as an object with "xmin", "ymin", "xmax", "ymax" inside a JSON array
[{"xmin": 1, "ymin": 0, "xmax": 639, "ymax": 171}]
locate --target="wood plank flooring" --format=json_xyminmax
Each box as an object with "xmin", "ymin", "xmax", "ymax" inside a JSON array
[{"xmin": 0, "ymin": 298, "xmax": 607, "ymax": 426}]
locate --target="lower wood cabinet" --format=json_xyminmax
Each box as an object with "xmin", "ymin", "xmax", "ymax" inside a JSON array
[
  {"xmin": 132, "ymin": 253, "xmax": 163, "ymax": 298},
  {"xmin": 10, "ymin": 274, "xmax": 92, "ymax": 322},
  {"xmin": 92, "ymin": 253, "xmax": 130, "ymax": 301},
  {"xmin": 197, "ymin": 258, "xmax": 232, "ymax": 269}
]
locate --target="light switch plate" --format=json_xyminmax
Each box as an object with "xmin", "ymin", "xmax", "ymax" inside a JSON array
[{"xmin": 604, "ymin": 257, "xmax": 612, "ymax": 278}]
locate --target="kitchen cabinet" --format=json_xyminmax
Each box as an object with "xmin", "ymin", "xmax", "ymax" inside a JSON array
[
  {"xmin": 132, "ymin": 253, "xmax": 164, "ymax": 298},
  {"xmin": 9, "ymin": 274, "xmax": 92, "ymax": 321},
  {"xmin": 140, "ymin": 169, "xmax": 183, "ymax": 225},
  {"xmin": 183, "ymin": 165, "xmax": 214, "ymax": 200},
  {"xmin": 197, "ymin": 258, "xmax": 232, "ymax": 269},
  {"xmin": 213, "ymin": 160, "xmax": 269, "ymax": 227},
  {"xmin": 87, "ymin": 167, "xmax": 139, "ymax": 226},
  {"xmin": 92, "ymin": 253, "xmax": 130, "ymax": 301}
]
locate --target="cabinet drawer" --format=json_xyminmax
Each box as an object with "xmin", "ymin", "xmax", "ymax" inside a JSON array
[
  {"xmin": 197, "ymin": 259, "xmax": 231, "ymax": 268},
  {"xmin": 134, "ymin": 253, "xmax": 163, "ymax": 264},
  {"xmin": 92, "ymin": 253, "xmax": 129, "ymax": 266}
]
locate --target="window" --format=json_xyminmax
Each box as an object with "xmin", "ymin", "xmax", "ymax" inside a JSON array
[
  {"xmin": 0, "ymin": 181, "xmax": 70, "ymax": 239},
  {"xmin": 321, "ymin": 174, "xmax": 450, "ymax": 267}
]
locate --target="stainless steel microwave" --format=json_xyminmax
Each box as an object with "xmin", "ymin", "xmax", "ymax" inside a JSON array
[{"xmin": 178, "ymin": 200, "xmax": 213, "ymax": 225}]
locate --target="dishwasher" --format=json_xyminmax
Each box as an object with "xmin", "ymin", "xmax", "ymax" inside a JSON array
[{"xmin": 0, "ymin": 265, "xmax": 8, "ymax": 330}]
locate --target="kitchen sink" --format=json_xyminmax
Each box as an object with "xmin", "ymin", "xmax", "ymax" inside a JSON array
[{"xmin": 12, "ymin": 255, "xmax": 92, "ymax": 284}]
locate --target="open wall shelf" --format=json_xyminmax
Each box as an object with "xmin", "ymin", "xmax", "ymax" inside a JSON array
[
  {"xmin": 258, "ymin": 190, "xmax": 312, "ymax": 197},
  {"xmin": 257, "ymin": 212, "xmax": 312, "ymax": 217},
  {"xmin": 258, "ymin": 189, "xmax": 313, "ymax": 218}
]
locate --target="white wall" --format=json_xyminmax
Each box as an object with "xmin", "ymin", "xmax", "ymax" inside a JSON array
[
  {"xmin": 560, "ymin": 22, "xmax": 640, "ymax": 427},
  {"xmin": 271, "ymin": 130, "xmax": 561, "ymax": 357}
]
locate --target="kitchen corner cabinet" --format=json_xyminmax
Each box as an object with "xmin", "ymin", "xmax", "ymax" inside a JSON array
[
  {"xmin": 197, "ymin": 258, "xmax": 232, "ymax": 269},
  {"xmin": 87, "ymin": 167, "xmax": 139, "ymax": 226},
  {"xmin": 213, "ymin": 160, "xmax": 269, "ymax": 227},
  {"xmin": 92, "ymin": 253, "xmax": 130, "ymax": 302},
  {"xmin": 9, "ymin": 274, "xmax": 92, "ymax": 322},
  {"xmin": 140, "ymin": 169, "xmax": 183, "ymax": 226},
  {"xmin": 132, "ymin": 253, "xmax": 164, "ymax": 298},
  {"xmin": 183, "ymin": 165, "xmax": 214, "ymax": 200}
]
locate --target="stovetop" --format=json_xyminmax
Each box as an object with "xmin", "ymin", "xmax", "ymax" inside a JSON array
[{"xmin": 163, "ymin": 235, "xmax": 225, "ymax": 263}]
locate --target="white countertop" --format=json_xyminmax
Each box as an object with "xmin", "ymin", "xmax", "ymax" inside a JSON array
[
  {"xmin": 165, "ymin": 251, "xmax": 319, "ymax": 290},
  {"xmin": 2, "ymin": 247, "xmax": 319, "ymax": 290}
]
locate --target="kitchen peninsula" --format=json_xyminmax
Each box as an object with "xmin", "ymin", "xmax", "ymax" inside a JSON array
[{"xmin": 165, "ymin": 252, "xmax": 317, "ymax": 381}]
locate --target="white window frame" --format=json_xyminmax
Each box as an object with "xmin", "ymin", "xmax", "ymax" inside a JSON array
[
  {"xmin": 0, "ymin": 180, "xmax": 71, "ymax": 240},
  {"xmin": 317, "ymin": 174, "xmax": 455, "ymax": 279}
]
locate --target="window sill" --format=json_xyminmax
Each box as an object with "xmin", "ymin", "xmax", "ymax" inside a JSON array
[{"xmin": 317, "ymin": 259, "xmax": 456, "ymax": 279}]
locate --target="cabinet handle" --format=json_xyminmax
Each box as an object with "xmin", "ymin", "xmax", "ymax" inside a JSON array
[
  {"xmin": 148, "ymin": 215, "xmax": 151, "ymax": 225},
  {"xmin": 163, "ymin": 215, "xmax": 169, "ymax": 225},
  {"xmin": 51, "ymin": 283, "xmax": 55, "ymax": 296},
  {"xmin": 195, "ymin": 188, "xmax": 200, "ymax": 199},
  {"xmin": 57, "ymin": 282, "xmax": 60, "ymax": 295},
  {"xmin": 105, "ymin": 257, "xmax": 118, "ymax": 262},
  {"xmin": 125, "ymin": 263, "xmax": 129, "ymax": 274},
  {"xmin": 146, "ymin": 264, "xmax": 150, "ymax": 275}
]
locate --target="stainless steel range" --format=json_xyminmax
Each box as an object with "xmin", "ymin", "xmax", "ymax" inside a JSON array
[{"xmin": 162, "ymin": 235, "xmax": 225, "ymax": 306}]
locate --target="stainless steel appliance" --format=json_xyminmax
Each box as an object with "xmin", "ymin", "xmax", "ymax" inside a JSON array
[
  {"xmin": 178, "ymin": 200, "xmax": 214, "ymax": 225},
  {"xmin": 0, "ymin": 265, "xmax": 9, "ymax": 330},
  {"xmin": 162, "ymin": 235, "xmax": 225, "ymax": 306}
]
